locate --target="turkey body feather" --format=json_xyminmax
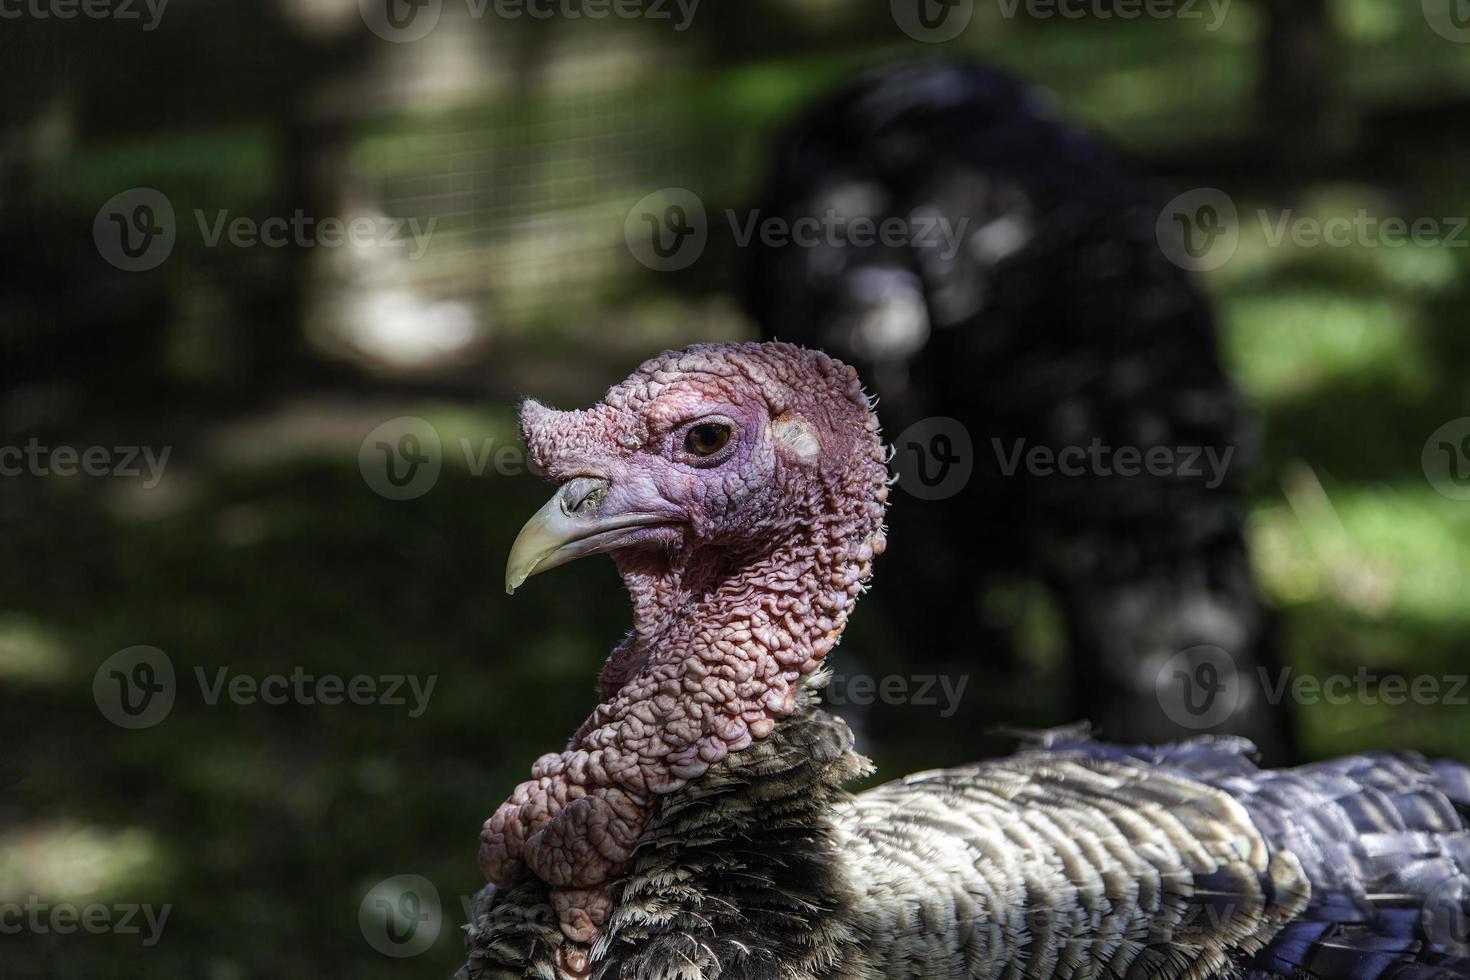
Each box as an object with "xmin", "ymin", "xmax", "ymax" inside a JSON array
[{"xmin": 465, "ymin": 680, "xmax": 1470, "ymax": 980}]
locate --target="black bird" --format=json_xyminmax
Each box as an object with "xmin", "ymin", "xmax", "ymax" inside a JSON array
[{"xmin": 746, "ymin": 60, "xmax": 1293, "ymax": 761}]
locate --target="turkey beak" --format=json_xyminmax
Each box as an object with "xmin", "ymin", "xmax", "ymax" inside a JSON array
[{"xmin": 505, "ymin": 476, "xmax": 668, "ymax": 595}]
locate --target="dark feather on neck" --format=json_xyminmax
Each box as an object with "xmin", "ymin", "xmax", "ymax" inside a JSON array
[{"xmin": 463, "ymin": 679, "xmax": 873, "ymax": 980}]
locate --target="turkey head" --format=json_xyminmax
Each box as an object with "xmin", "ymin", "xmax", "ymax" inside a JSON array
[{"xmin": 482, "ymin": 342, "xmax": 889, "ymax": 948}]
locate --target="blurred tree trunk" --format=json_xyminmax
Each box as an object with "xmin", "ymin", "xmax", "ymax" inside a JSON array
[
  {"xmin": 1260, "ymin": 0, "xmax": 1346, "ymax": 182},
  {"xmin": 249, "ymin": 100, "xmax": 351, "ymax": 386},
  {"xmin": 241, "ymin": 12, "xmax": 373, "ymax": 393}
]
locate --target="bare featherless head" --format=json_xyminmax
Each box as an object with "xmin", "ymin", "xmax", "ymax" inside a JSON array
[{"xmin": 481, "ymin": 342, "xmax": 889, "ymax": 948}]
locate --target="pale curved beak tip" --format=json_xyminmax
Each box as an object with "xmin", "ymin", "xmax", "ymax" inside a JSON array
[
  {"xmin": 505, "ymin": 564, "xmax": 533, "ymax": 596},
  {"xmin": 503, "ymin": 475, "xmax": 670, "ymax": 596},
  {"xmin": 504, "ymin": 503, "xmax": 561, "ymax": 597}
]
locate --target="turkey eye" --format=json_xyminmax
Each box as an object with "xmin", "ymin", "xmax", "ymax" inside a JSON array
[{"xmin": 684, "ymin": 423, "xmax": 731, "ymax": 457}]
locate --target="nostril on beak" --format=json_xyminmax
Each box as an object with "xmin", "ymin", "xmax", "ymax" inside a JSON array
[
  {"xmin": 504, "ymin": 473, "xmax": 662, "ymax": 595},
  {"xmin": 559, "ymin": 476, "xmax": 610, "ymax": 516}
]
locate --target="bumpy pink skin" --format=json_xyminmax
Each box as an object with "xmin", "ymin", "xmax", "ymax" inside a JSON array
[{"xmin": 480, "ymin": 342, "xmax": 889, "ymax": 944}]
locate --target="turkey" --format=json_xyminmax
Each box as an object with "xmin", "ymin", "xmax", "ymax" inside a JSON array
[
  {"xmin": 745, "ymin": 60, "xmax": 1293, "ymax": 760},
  {"xmin": 463, "ymin": 342, "xmax": 1470, "ymax": 980}
]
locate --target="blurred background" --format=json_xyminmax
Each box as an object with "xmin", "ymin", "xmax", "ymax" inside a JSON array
[{"xmin": 5, "ymin": 1, "xmax": 1470, "ymax": 976}]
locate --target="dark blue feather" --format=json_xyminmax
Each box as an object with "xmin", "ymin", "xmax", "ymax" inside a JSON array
[{"xmin": 1046, "ymin": 736, "xmax": 1470, "ymax": 980}]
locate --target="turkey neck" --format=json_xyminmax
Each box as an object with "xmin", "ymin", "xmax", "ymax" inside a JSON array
[
  {"xmin": 595, "ymin": 689, "xmax": 873, "ymax": 980},
  {"xmin": 600, "ymin": 510, "xmax": 876, "ymax": 717},
  {"xmin": 463, "ymin": 689, "xmax": 874, "ymax": 980}
]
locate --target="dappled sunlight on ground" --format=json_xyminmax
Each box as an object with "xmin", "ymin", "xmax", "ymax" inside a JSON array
[{"xmin": 0, "ymin": 823, "xmax": 167, "ymax": 906}]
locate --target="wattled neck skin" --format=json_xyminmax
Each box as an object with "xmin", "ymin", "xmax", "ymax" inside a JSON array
[
  {"xmin": 596, "ymin": 506, "xmax": 871, "ymax": 703},
  {"xmin": 478, "ymin": 343, "xmax": 888, "ymax": 946}
]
